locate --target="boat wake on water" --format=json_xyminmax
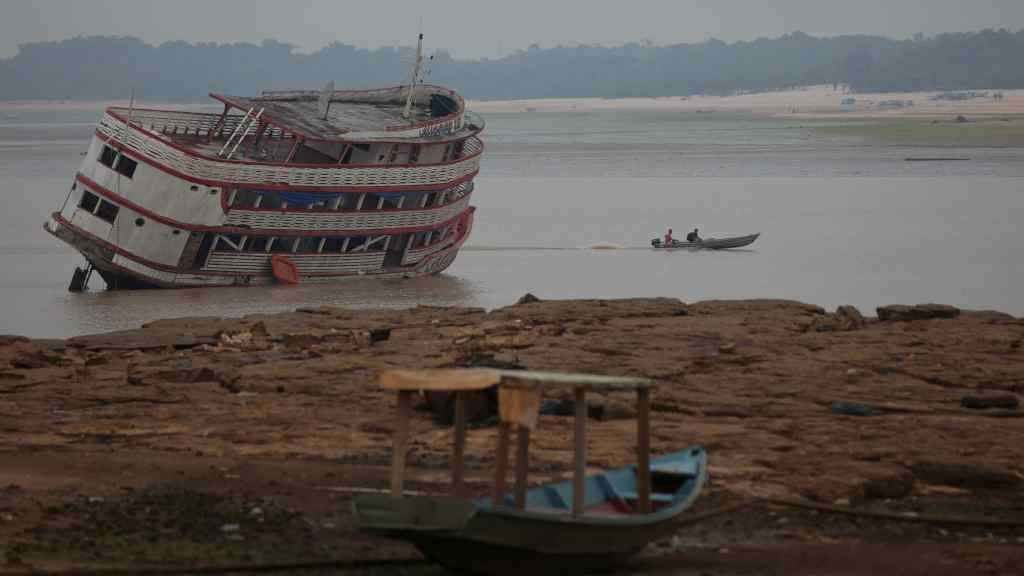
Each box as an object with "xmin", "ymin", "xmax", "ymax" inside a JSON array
[
  {"xmin": 586, "ymin": 241, "xmax": 626, "ymax": 250},
  {"xmin": 462, "ymin": 242, "xmax": 642, "ymax": 251}
]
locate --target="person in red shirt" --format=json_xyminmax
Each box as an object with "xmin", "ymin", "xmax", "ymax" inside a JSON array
[{"xmin": 663, "ymin": 228, "xmax": 674, "ymax": 246}]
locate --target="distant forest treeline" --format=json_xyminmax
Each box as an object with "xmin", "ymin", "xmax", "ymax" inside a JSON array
[{"xmin": 1, "ymin": 29, "xmax": 1023, "ymax": 101}]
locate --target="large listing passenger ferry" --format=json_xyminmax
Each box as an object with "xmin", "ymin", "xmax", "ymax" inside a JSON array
[{"xmin": 45, "ymin": 39, "xmax": 483, "ymax": 289}]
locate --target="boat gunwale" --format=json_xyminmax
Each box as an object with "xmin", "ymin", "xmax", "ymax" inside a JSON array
[
  {"xmin": 355, "ymin": 448, "xmax": 708, "ymax": 531},
  {"xmin": 470, "ymin": 449, "xmax": 708, "ymax": 527}
]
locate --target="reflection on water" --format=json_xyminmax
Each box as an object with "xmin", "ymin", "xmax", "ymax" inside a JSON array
[{"xmin": 59, "ymin": 274, "xmax": 482, "ymax": 335}]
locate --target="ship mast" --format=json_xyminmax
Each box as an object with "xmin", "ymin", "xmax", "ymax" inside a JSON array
[{"xmin": 403, "ymin": 33, "xmax": 424, "ymax": 120}]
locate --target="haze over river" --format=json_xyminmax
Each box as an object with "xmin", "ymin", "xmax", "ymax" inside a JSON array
[{"xmin": 1, "ymin": 106, "xmax": 1022, "ymax": 337}]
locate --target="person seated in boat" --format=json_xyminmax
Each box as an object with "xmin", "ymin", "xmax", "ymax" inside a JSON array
[
  {"xmin": 663, "ymin": 228, "xmax": 674, "ymax": 246},
  {"xmin": 686, "ymin": 228, "xmax": 701, "ymax": 242}
]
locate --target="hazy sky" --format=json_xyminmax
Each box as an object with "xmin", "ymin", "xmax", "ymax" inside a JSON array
[{"xmin": 2, "ymin": 0, "xmax": 1023, "ymax": 59}]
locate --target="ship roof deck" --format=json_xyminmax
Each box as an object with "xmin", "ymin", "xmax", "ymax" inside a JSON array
[
  {"xmin": 216, "ymin": 95, "xmax": 431, "ymax": 139},
  {"xmin": 211, "ymin": 84, "xmax": 468, "ymax": 143}
]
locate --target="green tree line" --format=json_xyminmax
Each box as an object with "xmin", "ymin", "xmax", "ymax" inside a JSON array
[{"xmin": 1, "ymin": 29, "xmax": 1022, "ymax": 101}]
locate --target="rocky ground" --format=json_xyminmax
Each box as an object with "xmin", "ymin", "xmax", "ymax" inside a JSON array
[{"xmin": 0, "ymin": 297, "xmax": 1022, "ymax": 575}]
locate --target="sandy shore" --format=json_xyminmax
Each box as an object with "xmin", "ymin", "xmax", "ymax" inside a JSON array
[
  {"xmin": 4, "ymin": 85, "xmax": 1023, "ymax": 121},
  {"xmin": 1, "ymin": 297, "xmax": 1022, "ymax": 574},
  {"xmin": 470, "ymin": 85, "xmax": 1024, "ymax": 119}
]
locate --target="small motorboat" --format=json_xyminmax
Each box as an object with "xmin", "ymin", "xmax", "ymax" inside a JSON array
[
  {"xmin": 353, "ymin": 369, "xmax": 708, "ymax": 576},
  {"xmin": 651, "ymin": 233, "xmax": 760, "ymax": 250}
]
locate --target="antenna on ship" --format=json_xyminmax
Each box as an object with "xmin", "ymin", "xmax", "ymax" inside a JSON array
[{"xmin": 402, "ymin": 33, "xmax": 425, "ymax": 120}]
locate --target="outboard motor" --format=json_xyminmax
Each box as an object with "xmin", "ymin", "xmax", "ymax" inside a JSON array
[{"xmin": 651, "ymin": 238, "xmax": 660, "ymax": 247}]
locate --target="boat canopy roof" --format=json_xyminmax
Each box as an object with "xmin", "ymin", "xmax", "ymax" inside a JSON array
[
  {"xmin": 380, "ymin": 368, "xmax": 655, "ymax": 393},
  {"xmin": 210, "ymin": 84, "xmax": 470, "ymax": 143}
]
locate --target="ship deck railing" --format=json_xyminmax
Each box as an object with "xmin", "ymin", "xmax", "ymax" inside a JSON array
[{"xmin": 98, "ymin": 110, "xmax": 484, "ymax": 190}]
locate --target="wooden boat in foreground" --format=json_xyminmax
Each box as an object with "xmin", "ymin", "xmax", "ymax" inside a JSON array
[
  {"xmin": 651, "ymin": 233, "xmax": 760, "ymax": 250},
  {"xmin": 353, "ymin": 369, "xmax": 708, "ymax": 575}
]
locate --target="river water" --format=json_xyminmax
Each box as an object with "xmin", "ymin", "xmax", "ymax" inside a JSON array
[{"xmin": 1, "ymin": 106, "xmax": 1022, "ymax": 337}]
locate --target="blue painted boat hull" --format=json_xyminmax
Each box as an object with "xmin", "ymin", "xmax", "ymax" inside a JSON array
[{"xmin": 354, "ymin": 446, "xmax": 708, "ymax": 575}]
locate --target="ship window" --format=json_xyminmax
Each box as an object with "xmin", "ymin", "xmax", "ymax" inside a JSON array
[
  {"xmin": 260, "ymin": 192, "xmax": 283, "ymax": 209},
  {"xmin": 322, "ymin": 237, "xmax": 345, "ymax": 252},
  {"xmin": 347, "ymin": 236, "xmax": 367, "ymax": 251},
  {"xmin": 270, "ymin": 237, "xmax": 296, "ymax": 253},
  {"xmin": 114, "ymin": 155, "xmax": 138, "ymax": 179},
  {"xmin": 297, "ymin": 237, "xmax": 321, "ymax": 253},
  {"xmin": 215, "ymin": 234, "xmax": 244, "ymax": 251},
  {"xmin": 247, "ymin": 237, "xmax": 268, "ymax": 252},
  {"xmin": 99, "ymin": 145, "xmax": 118, "ymax": 168},
  {"xmin": 78, "ymin": 190, "xmax": 100, "ymax": 213},
  {"xmin": 134, "ymin": 218, "xmax": 145, "ymax": 227},
  {"xmin": 231, "ymin": 189, "xmax": 261, "ymax": 208},
  {"xmin": 95, "ymin": 199, "xmax": 120, "ymax": 224},
  {"xmin": 380, "ymin": 194, "xmax": 403, "ymax": 210}
]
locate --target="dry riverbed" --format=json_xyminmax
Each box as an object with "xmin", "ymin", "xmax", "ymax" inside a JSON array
[{"xmin": 1, "ymin": 297, "xmax": 1022, "ymax": 575}]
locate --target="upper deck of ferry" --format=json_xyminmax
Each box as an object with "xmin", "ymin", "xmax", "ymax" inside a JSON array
[{"xmin": 99, "ymin": 83, "xmax": 483, "ymax": 167}]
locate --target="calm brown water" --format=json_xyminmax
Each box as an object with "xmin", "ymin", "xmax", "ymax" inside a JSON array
[{"xmin": 2, "ymin": 107, "xmax": 1022, "ymax": 337}]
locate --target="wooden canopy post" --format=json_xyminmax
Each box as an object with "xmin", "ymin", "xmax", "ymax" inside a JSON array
[
  {"xmin": 492, "ymin": 422, "xmax": 511, "ymax": 507},
  {"xmin": 390, "ymin": 390, "xmax": 413, "ymax": 498},
  {"xmin": 573, "ymin": 387, "xmax": 587, "ymax": 516},
  {"xmin": 636, "ymin": 388, "xmax": 652, "ymax": 514},
  {"xmin": 452, "ymin": 392, "xmax": 467, "ymax": 496},
  {"xmin": 514, "ymin": 426, "xmax": 530, "ymax": 509}
]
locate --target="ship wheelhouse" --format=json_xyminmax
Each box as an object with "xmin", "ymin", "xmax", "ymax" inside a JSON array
[{"xmin": 45, "ymin": 83, "xmax": 484, "ymax": 288}]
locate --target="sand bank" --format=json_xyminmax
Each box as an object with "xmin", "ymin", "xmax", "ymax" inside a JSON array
[{"xmin": 471, "ymin": 85, "xmax": 1024, "ymax": 119}]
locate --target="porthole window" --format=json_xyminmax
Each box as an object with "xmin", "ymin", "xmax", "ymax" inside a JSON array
[
  {"xmin": 190, "ymin": 185, "xmax": 199, "ymax": 192},
  {"xmin": 134, "ymin": 218, "xmax": 145, "ymax": 227},
  {"xmin": 172, "ymin": 229, "xmax": 181, "ymax": 235}
]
